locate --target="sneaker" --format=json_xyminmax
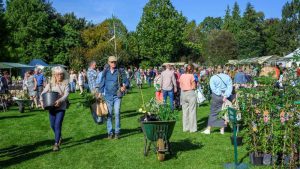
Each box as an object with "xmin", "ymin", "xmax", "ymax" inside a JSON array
[
  {"xmin": 220, "ymin": 128, "xmax": 224, "ymax": 135},
  {"xmin": 58, "ymin": 138, "xmax": 62, "ymax": 146},
  {"xmin": 53, "ymin": 143, "xmax": 60, "ymax": 151},
  {"xmin": 107, "ymin": 134, "xmax": 113, "ymax": 139},
  {"xmin": 201, "ymin": 129, "xmax": 210, "ymax": 134},
  {"xmin": 114, "ymin": 134, "xmax": 119, "ymax": 140}
]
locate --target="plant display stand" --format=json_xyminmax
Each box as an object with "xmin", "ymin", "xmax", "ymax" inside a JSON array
[
  {"xmin": 224, "ymin": 107, "xmax": 249, "ymax": 169},
  {"xmin": 141, "ymin": 121, "xmax": 176, "ymax": 161}
]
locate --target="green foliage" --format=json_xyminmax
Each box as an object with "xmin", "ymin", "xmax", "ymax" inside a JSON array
[
  {"xmin": 5, "ymin": 0, "xmax": 86, "ymax": 64},
  {"xmin": 237, "ymin": 75, "xmax": 300, "ymax": 167},
  {"xmin": 199, "ymin": 16, "xmax": 223, "ymax": 33},
  {"xmin": 202, "ymin": 30, "xmax": 238, "ymax": 65},
  {"xmin": 136, "ymin": 0, "xmax": 187, "ymax": 64},
  {"xmin": 0, "ymin": 0, "xmax": 8, "ymax": 61},
  {"xmin": 156, "ymin": 104, "xmax": 178, "ymax": 121},
  {"xmin": 81, "ymin": 17, "xmax": 129, "ymax": 66},
  {"xmin": 237, "ymin": 3, "xmax": 265, "ymax": 59}
]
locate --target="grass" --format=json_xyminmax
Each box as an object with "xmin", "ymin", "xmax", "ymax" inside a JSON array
[{"xmin": 0, "ymin": 86, "xmax": 271, "ymax": 169}]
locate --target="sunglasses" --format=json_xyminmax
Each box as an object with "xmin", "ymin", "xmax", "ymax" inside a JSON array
[{"xmin": 110, "ymin": 61, "xmax": 116, "ymax": 63}]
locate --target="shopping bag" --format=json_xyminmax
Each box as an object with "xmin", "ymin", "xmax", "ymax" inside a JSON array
[
  {"xmin": 90, "ymin": 103, "xmax": 104, "ymax": 125},
  {"xmin": 195, "ymin": 88, "xmax": 206, "ymax": 104}
]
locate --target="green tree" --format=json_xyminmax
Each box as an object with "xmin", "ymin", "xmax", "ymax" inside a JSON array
[
  {"xmin": 136, "ymin": 0, "xmax": 187, "ymax": 64},
  {"xmin": 199, "ymin": 17, "xmax": 223, "ymax": 33},
  {"xmin": 5, "ymin": 0, "xmax": 54, "ymax": 63},
  {"xmin": 81, "ymin": 17, "xmax": 129, "ymax": 66},
  {"xmin": 0, "ymin": 0, "xmax": 8, "ymax": 61},
  {"xmin": 263, "ymin": 18, "xmax": 282, "ymax": 55},
  {"xmin": 127, "ymin": 31, "xmax": 141, "ymax": 66},
  {"xmin": 203, "ymin": 30, "xmax": 238, "ymax": 65},
  {"xmin": 237, "ymin": 3, "xmax": 265, "ymax": 59},
  {"xmin": 280, "ymin": 0, "xmax": 300, "ymax": 54},
  {"xmin": 182, "ymin": 20, "xmax": 204, "ymax": 62},
  {"xmin": 222, "ymin": 5, "xmax": 231, "ymax": 30}
]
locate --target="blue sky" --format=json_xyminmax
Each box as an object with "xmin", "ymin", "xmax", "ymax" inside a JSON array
[{"xmin": 50, "ymin": 0, "xmax": 290, "ymax": 31}]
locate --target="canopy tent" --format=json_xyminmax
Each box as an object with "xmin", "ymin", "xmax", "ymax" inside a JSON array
[
  {"xmin": 0, "ymin": 63, "xmax": 13, "ymax": 69},
  {"xmin": 162, "ymin": 62, "xmax": 185, "ymax": 66},
  {"xmin": 277, "ymin": 48, "xmax": 300, "ymax": 67},
  {"xmin": 256, "ymin": 55, "xmax": 281, "ymax": 64},
  {"xmin": 0, "ymin": 62, "xmax": 34, "ymax": 76},
  {"xmin": 227, "ymin": 60, "xmax": 239, "ymax": 65},
  {"xmin": 284, "ymin": 48, "xmax": 300, "ymax": 59},
  {"xmin": 227, "ymin": 55, "xmax": 281, "ymax": 65},
  {"xmin": 0, "ymin": 62, "xmax": 34, "ymax": 68},
  {"xmin": 29, "ymin": 59, "xmax": 48, "ymax": 67}
]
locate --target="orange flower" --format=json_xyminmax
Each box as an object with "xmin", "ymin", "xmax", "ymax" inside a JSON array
[
  {"xmin": 263, "ymin": 110, "xmax": 269, "ymax": 116},
  {"xmin": 280, "ymin": 111, "xmax": 285, "ymax": 118}
]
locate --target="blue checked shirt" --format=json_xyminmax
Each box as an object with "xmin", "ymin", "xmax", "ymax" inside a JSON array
[{"xmin": 87, "ymin": 68, "xmax": 98, "ymax": 92}]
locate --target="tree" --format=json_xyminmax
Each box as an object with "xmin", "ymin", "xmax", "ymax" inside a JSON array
[
  {"xmin": 5, "ymin": 0, "xmax": 54, "ymax": 63},
  {"xmin": 136, "ymin": 0, "xmax": 187, "ymax": 64},
  {"xmin": 263, "ymin": 18, "xmax": 282, "ymax": 55},
  {"xmin": 0, "ymin": 0, "xmax": 8, "ymax": 61},
  {"xmin": 222, "ymin": 5, "xmax": 231, "ymax": 30},
  {"xmin": 199, "ymin": 16, "xmax": 223, "ymax": 33},
  {"xmin": 237, "ymin": 3, "xmax": 265, "ymax": 59},
  {"xmin": 181, "ymin": 20, "xmax": 204, "ymax": 62},
  {"xmin": 127, "ymin": 31, "xmax": 141, "ymax": 66},
  {"xmin": 203, "ymin": 30, "xmax": 238, "ymax": 65},
  {"xmin": 280, "ymin": 0, "xmax": 300, "ymax": 54},
  {"xmin": 81, "ymin": 17, "xmax": 129, "ymax": 66}
]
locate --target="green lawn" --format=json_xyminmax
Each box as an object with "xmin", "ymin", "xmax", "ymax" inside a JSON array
[{"xmin": 0, "ymin": 87, "xmax": 271, "ymax": 169}]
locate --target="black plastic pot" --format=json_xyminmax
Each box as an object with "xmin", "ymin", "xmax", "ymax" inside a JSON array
[
  {"xmin": 230, "ymin": 136, "xmax": 243, "ymax": 146},
  {"xmin": 284, "ymin": 155, "xmax": 291, "ymax": 166},
  {"xmin": 263, "ymin": 153, "xmax": 272, "ymax": 165},
  {"xmin": 250, "ymin": 152, "xmax": 263, "ymax": 166},
  {"xmin": 139, "ymin": 114, "xmax": 159, "ymax": 132},
  {"xmin": 42, "ymin": 92, "xmax": 59, "ymax": 110}
]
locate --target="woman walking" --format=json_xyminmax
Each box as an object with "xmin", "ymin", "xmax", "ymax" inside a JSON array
[
  {"xmin": 26, "ymin": 70, "xmax": 38, "ymax": 108},
  {"xmin": 179, "ymin": 64, "xmax": 197, "ymax": 132},
  {"xmin": 78, "ymin": 70, "xmax": 84, "ymax": 94},
  {"xmin": 202, "ymin": 66, "xmax": 233, "ymax": 135},
  {"xmin": 154, "ymin": 70, "xmax": 163, "ymax": 103},
  {"xmin": 69, "ymin": 70, "xmax": 77, "ymax": 93},
  {"xmin": 40, "ymin": 66, "xmax": 69, "ymax": 151}
]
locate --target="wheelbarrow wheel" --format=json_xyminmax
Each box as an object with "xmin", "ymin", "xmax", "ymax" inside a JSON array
[{"xmin": 157, "ymin": 138, "xmax": 165, "ymax": 161}]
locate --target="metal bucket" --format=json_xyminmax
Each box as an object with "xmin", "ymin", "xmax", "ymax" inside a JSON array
[{"xmin": 42, "ymin": 92, "xmax": 59, "ymax": 110}]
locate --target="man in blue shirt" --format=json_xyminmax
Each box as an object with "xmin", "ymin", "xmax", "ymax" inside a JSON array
[
  {"xmin": 234, "ymin": 67, "xmax": 247, "ymax": 84},
  {"xmin": 87, "ymin": 61, "xmax": 98, "ymax": 93},
  {"xmin": 87, "ymin": 61, "xmax": 103, "ymax": 124},
  {"xmin": 100, "ymin": 56, "xmax": 128, "ymax": 139},
  {"xmin": 34, "ymin": 68, "xmax": 45, "ymax": 107},
  {"xmin": 202, "ymin": 67, "xmax": 233, "ymax": 135}
]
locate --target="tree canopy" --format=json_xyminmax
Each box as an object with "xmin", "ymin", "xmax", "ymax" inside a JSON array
[{"xmin": 1, "ymin": 0, "xmax": 300, "ymax": 67}]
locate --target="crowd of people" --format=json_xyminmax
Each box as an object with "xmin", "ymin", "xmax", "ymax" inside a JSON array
[{"xmin": 1, "ymin": 59, "xmax": 300, "ymax": 152}]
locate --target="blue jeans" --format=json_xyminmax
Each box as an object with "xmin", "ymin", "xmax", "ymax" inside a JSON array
[
  {"xmin": 49, "ymin": 110, "xmax": 65, "ymax": 144},
  {"xmin": 69, "ymin": 82, "xmax": 76, "ymax": 92},
  {"xmin": 163, "ymin": 90, "xmax": 174, "ymax": 110},
  {"xmin": 106, "ymin": 96, "xmax": 121, "ymax": 135},
  {"xmin": 147, "ymin": 77, "xmax": 152, "ymax": 87}
]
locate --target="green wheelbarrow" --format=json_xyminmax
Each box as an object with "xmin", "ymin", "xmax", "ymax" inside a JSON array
[
  {"xmin": 141, "ymin": 121, "xmax": 176, "ymax": 161},
  {"xmin": 14, "ymin": 99, "xmax": 33, "ymax": 113}
]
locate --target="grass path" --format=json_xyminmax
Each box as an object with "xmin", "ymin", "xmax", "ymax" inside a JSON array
[{"xmin": 0, "ymin": 87, "xmax": 270, "ymax": 169}]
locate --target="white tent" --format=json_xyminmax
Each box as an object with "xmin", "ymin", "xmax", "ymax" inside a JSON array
[{"xmin": 282, "ymin": 48, "xmax": 300, "ymax": 67}]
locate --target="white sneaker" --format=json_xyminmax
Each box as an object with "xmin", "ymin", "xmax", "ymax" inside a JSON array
[
  {"xmin": 220, "ymin": 128, "xmax": 224, "ymax": 135},
  {"xmin": 201, "ymin": 129, "xmax": 210, "ymax": 134}
]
